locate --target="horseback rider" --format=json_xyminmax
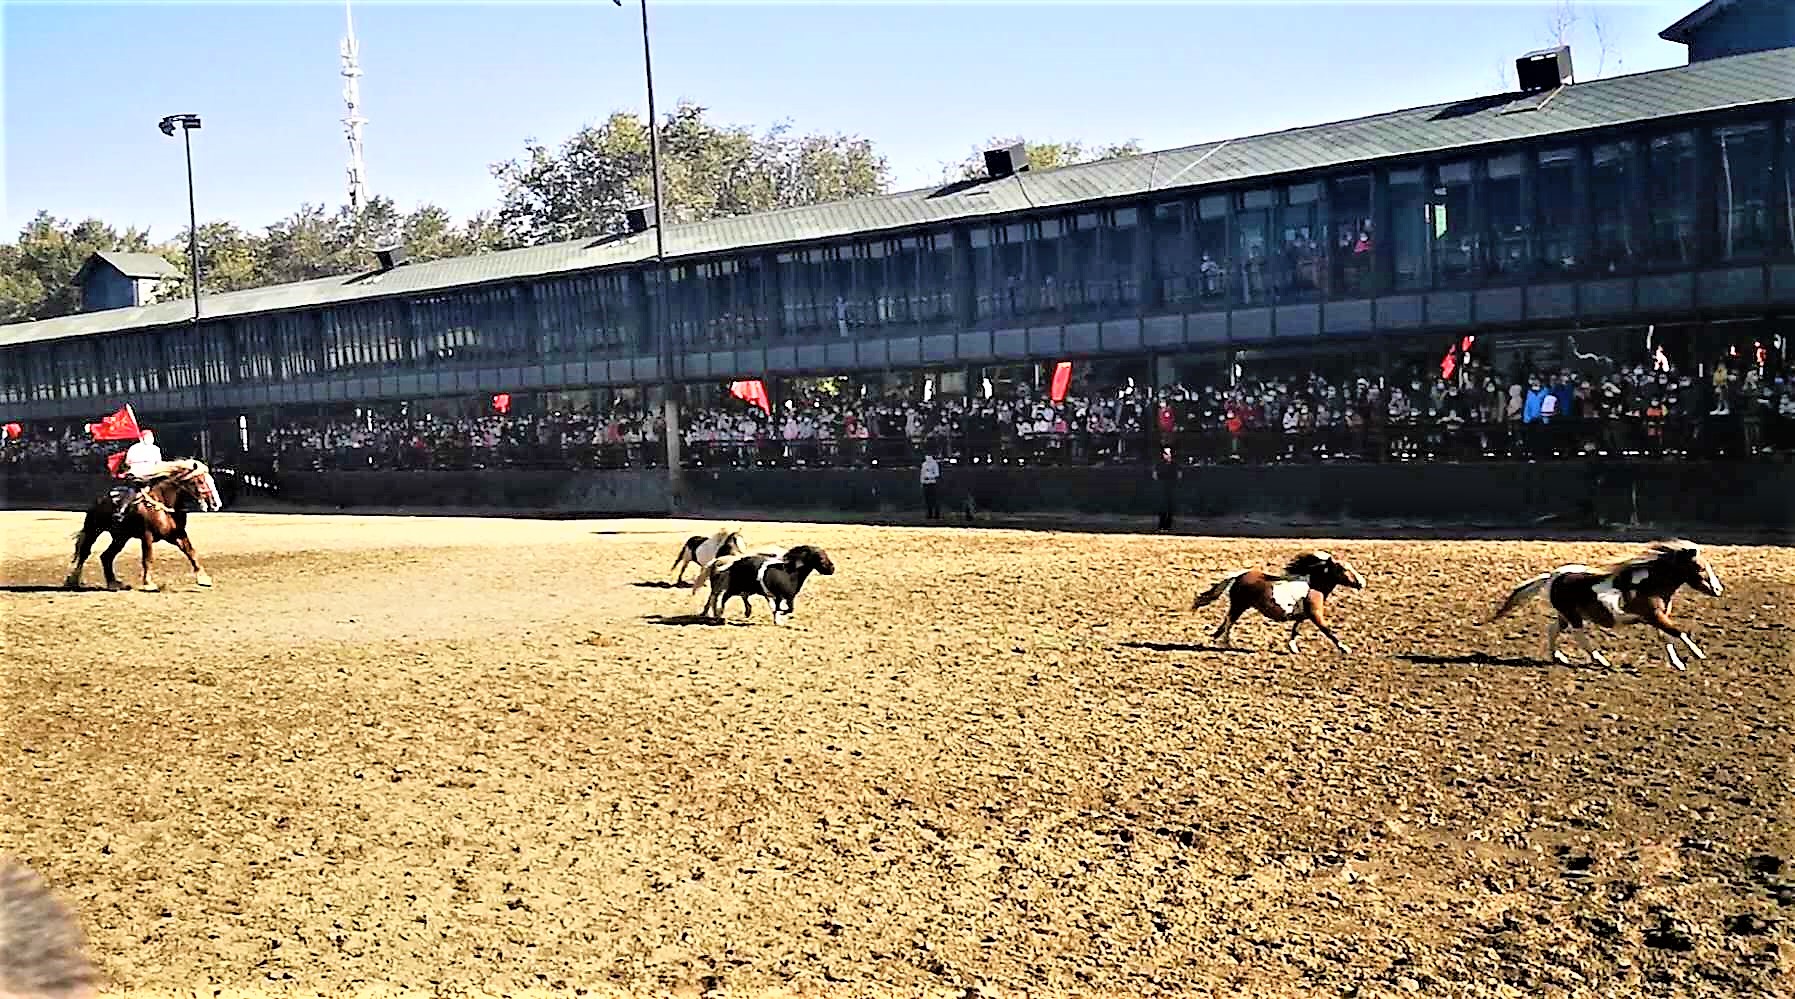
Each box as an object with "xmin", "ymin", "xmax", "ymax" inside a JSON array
[{"xmin": 112, "ymin": 429, "xmax": 177, "ymax": 521}]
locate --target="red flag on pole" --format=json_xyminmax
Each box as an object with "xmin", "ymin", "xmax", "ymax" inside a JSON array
[
  {"xmin": 2, "ymin": 421, "xmax": 20, "ymax": 440},
  {"xmin": 729, "ymin": 380, "xmax": 771, "ymax": 415},
  {"xmin": 88, "ymin": 404, "xmax": 141, "ymax": 441},
  {"xmin": 1049, "ymin": 362, "xmax": 1073, "ymax": 403},
  {"xmin": 106, "ymin": 451, "xmax": 128, "ymax": 477}
]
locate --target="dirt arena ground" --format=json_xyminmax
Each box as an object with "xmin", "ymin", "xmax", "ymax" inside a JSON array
[{"xmin": 2, "ymin": 510, "xmax": 1792, "ymax": 999}]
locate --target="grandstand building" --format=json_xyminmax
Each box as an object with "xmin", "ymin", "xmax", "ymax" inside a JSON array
[{"xmin": 2, "ymin": 19, "xmax": 1791, "ymax": 457}]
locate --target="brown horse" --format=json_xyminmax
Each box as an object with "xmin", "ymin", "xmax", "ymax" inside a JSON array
[
  {"xmin": 1489, "ymin": 538, "xmax": 1723, "ymax": 671},
  {"xmin": 1189, "ymin": 551, "xmax": 1367, "ymax": 654},
  {"xmin": 64, "ymin": 458, "xmax": 223, "ymax": 592}
]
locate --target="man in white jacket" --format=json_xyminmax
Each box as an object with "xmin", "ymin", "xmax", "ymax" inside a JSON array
[
  {"xmin": 112, "ymin": 430, "xmax": 180, "ymax": 521},
  {"xmin": 920, "ymin": 453, "xmax": 942, "ymax": 521}
]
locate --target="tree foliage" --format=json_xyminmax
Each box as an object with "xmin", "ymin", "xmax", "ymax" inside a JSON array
[
  {"xmin": 489, "ymin": 101, "xmax": 891, "ymax": 245},
  {"xmin": 947, "ymin": 136, "xmax": 1143, "ymax": 183}
]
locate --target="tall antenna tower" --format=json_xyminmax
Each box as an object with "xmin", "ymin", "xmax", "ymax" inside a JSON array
[{"xmin": 340, "ymin": 0, "xmax": 369, "ymax": 211}]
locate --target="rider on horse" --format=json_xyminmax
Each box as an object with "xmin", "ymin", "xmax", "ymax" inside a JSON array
[{"xmin": 111, "ymin": 429, "xmax": 182, "ymax": 522}]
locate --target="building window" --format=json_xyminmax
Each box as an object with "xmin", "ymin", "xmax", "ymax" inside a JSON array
[
  {"xmin": 1235, "ymin": 190, "xmax": 1272, "ymax": 305},
  {"xmin": 1713, "ymin": 122, "xmax": 1776, "ymax": 261},
  {"xmin": 1388, "ymin": 167, "xmax": 1430, "ymax": 291},
  {"xmin": 1032, "ymin": 218, "xmax": 1066, "ymax": 315},
  {"xmin": 1591, "ymin": 141, "xmax": 1637, "ymax": 274},
  {"xmin": 1485, "ymin": 154, "xmax": 1527, "ymax": 278},
  {"xmin": 1433, "ymin": 160, "xmax": 1476, "ymax": 287},
  {"xmin": 1535, "ymin": 147, "xmax": 1579, "ymax": 277},
  {"xmin": 1329, "ymin": 175, "xmax": 1373, "ymax": 298},
  {"xmin": 1784, "ymin": 120, "xmax": 1795, "ymax": 257},
  {"xmin": 1151, "ymin": 200, "xmax": 1192, "ymax": 307},
  {"xmin": 1647, "ymin": 131, "xmax": 1699, "ymax": 266},
  {"xmin": 1279, "ymin": 182, "xmax": 1321, "ymax": 301}
]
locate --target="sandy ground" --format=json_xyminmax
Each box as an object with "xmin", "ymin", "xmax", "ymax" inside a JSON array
[{"xmin": 1, "ymin": 511, "xmax": 1792, "ymax": 999}]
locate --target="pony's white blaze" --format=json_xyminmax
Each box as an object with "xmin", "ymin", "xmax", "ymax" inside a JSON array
[{"xmin": 1269, "ymin": 580, "xmax": 1311, "ymax": 616}]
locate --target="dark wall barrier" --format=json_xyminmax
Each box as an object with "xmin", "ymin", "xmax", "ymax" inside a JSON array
[{"xmin": 5, "ymin": 462, "xmax": 1791, "ymax": 536}]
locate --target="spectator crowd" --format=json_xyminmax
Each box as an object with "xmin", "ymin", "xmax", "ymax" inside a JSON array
[{"xmin": 6, "ymin": 353, "xmax": 1795, "ymax": 476}]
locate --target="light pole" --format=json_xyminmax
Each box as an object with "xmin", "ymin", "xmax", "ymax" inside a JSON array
[
  {"xmin": 614, "ymin": 0, "xmax": 682, "ymax": 510},
  {"xmin": 159, "ymin": 113, "xmax": 209, "ymax": 462}
]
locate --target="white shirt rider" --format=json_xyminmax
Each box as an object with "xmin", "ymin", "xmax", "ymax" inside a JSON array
[{"xmin": 125, "ymin": 431, "xmax": 163, "ymax": 479}]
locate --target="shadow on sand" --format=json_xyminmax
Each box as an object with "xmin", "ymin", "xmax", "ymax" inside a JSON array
[
  {"xmin": 1120, "ymin": 640, "xmax": 1255, "ymax": 655},
  {"xmin": 1398, "ymin": 651, "xmax": 1544, "ymax": 669}
]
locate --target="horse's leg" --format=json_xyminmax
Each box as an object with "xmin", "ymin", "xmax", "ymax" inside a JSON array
[
  {"xmin": 1286, "ymin": 620, "xmax": 1302, "ymax": 655},
  {"xmin": 1308, "ymin": 608, "xmax": 1352, "ymax": 655},
  {"xmin": 1644, "ymin": 606, "xmax": 1701, "ymax": 671},
  {"xmin": 1569, "ymin": 627, "xmax": 1610, "ymax": 668},
  {"xmin": 65, "ymin": 516, "xmax": 100, "ymax": 588},
  {"xmin": 98, "ymin": 531, "xmax": 130, "ymax": 590},
  {"xmin": 1546, "ymin": 615, "xmax": 1570, "ymax": 665},
  {"xmin": 170, "ymin": 531, "xmax": 211, "ymax": 587},
  {"xmin": 138, "ymin": 528, "xmax": 159, "ymax": 592}
]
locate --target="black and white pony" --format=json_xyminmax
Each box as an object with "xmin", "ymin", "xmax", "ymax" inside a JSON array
[
  {"xmin": 696, "ymin": 545, "xmax": 835, "ymax": 625},
  {"xmin": 670, "ymin": 526, "xmax": 746, "ymax": 585},
  {"xmin": 1189, "ymin": 551, "xmax": 1366, "ymax": 654},
  {"xmin": 1490, "ymin": 539, "xmax": 1723, "ymax": 671}
]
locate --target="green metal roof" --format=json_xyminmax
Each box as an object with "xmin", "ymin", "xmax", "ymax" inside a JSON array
[
  {"xmin": 4, "ymin": 45, "xmax": 1791, "ymax": 350},
  {"xmin": 77, "ymin": 250, "xmax": 181, "ymax": 281}
]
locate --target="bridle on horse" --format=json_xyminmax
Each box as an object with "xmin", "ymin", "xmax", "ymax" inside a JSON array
[{"xmin": 125, "ymin": 463, "xmax": 209, "ymax": 517}]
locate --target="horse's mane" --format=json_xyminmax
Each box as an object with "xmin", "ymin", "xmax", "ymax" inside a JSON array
[
  {"xmin": 1598, "ymin": 539, "xmax": 1698, "ymax": 576},
  {"xmin": 1282, "ymin": 551, "xmax": 1334, "ymax": 578}
]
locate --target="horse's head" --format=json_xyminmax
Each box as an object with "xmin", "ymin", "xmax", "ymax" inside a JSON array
[
  {"xmin": 169, "ymin": 460, "xmax": 224, "ymax": 512},
  {"xmin": 718, "ymin": 530, "xmax": 745, "ymax": 556},
  {"xmin": 1659, "ymin": 540, "xmax": 1722, "ymax": 597},
  {"xmin": 1285, "ymin": 551, "xmax": 1363, "ymax": 591},
  {"xmin": 784, "ymin": 545, "xmax": 834, "ymax": 576}
]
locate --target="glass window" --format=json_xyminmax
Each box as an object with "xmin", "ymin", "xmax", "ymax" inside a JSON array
[
  {"xmin": 777, "ymin": 249, "xmax": 821, "ymax": 339},
  {"xmin": 1535, "ymin": 147, "xmax": 1579, "ymax": 277},
  {"xmin": 1329, "ymin": 175, "xmax": 1373, "ymax": 298},
  {"xmin": 1647, "ymin": 131, "xmax": 1699, "ymax": 266},
  {"xmin": 972, "ymin": 224, "xmax": 1032, "ymax": 322},
  {"xmin": 1194, "ymin": 195, "xmax": 1229, "ymax": 306},
  {"xmin": 1591, "ymin": 141, "xmax": 1637, "ymax": 274},
  {"xmin": 1785, "ymin": 121, "xmax": 1795, "ymax": 257},
  {"xmin": 1389, "ymin": 167, "xmax": 1430, "ymax": 291},
  {"xmin": 1151, "ymin": 200, "xmax": 1193, "ymax": 307},
  {"xmin": 1433, "ymin": 160, "xmax": 1476, "ymax": 286},
  {"xmin": 1033, "ymin": 217, "xmax": 1066, "ymax": 315},
  {"xmin": 1235, "ymin": 190, "xmax": 1272, "ymax": 305},
  {"xmin": 1485, "ymin": 154, "xmax": 1528, "ymax": 279},
  {"xmin": 1713, "ymin": 122, "xmax": 1776, "ymax": 260},
  {"xmin": 1278, "ymin": 182, "xmax": 1321, "ymax": 301}
]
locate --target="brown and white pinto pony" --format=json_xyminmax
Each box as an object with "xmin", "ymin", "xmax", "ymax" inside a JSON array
[
  {"xmin": 1190, "ymin": 551, "xmax": 1366, "ymax": 654},
  {"xmin": 65, "ymin": 458, "xmax": 223, "ymax": 592},
  {"xmin": 1489, "ymin": 539, "xmax": 1723, "ymax": 671}
]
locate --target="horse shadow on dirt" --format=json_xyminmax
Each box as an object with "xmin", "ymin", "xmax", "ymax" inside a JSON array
[
  {"xmin": 644, "ymin": 613, "xmax": 730, "ymax": 627},
  {"xmin": 0, "ymin": 584, "xmax": 98, "ymax": 594},
  {"xmin": 1398, "ymin": 651, "xmax": 1550, "ymax": 669},
  {"xmin": 631, "ymin": 581, "xmax": 687, "ymax": 589},
  {"xmin": 1120, "ymin": 640, "xmax": 1254, "ymax": 655}
]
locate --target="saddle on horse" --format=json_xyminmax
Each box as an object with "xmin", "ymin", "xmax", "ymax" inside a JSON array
[{"xmin": 110, "ymin": 462, "xmax": 183, "ymax": 523}]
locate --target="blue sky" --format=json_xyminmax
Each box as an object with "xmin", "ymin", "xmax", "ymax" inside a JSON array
[{"xmin": 3, "ymin": 1, "xmax": 1700, "ymax": 241}]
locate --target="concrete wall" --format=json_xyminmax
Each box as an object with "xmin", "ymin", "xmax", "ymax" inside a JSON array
[{"xmin": 7, "ymin": 462, "xmax": 1791, "ymax": 536}]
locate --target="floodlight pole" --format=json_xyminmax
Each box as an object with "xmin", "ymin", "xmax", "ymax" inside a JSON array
[
  {"xmin": 618, "ymin": 0, "xmax": 682, "ymax": 510},
  {"xmin": 161, "ymin": 113, "xmax": 209, "ymax": 461}
]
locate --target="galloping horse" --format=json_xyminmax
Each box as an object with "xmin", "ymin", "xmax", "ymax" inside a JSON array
[
  {"xmin": 65, "ymin": 458, "xmax": 223, "ymax": 592},
  {"xmin": 697, "ymin": 545, "xmax": 835, "ymax": 625},
  {"xmin": 1490, "ymin": 539, "xmax": 1723, "ymax": 670},
  {"xmin": 1189, "ymin": 551, "xmax": 1367, "ymax": 654},
  {"xmin": 670, "ymin": 526, "xmax": 747, "ymax": 585}
]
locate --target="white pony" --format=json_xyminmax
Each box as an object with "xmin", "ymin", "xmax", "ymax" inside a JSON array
[{"xmin": 669, "ymin": 526, "xmax": 748, "ymax": 586}]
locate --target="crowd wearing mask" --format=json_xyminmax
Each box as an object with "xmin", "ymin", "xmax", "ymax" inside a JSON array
[{"xmin": 6, "ymin": 354, "xmax": 1793, "ymax": 475}]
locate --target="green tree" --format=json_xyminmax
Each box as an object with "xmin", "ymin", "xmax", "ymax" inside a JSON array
[
  {"xmin": 0, "ymin": 212, "xmax": 163, "ymax": 321},
  {"xmin": 947, "ymin": 136, "xmax": 1143, "ymax": 183},
  {"xmin": 490, "ymin": 101, "xmax": 891, "ymax": 245}
]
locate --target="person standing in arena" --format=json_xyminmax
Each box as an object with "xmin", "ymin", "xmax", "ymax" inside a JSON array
[
  {"xmin": 920, "ymin": 452, "xmax": 942, "ymax": 521},
  {"xmin": 1153, "ymin": 446, "xmax": 1180, "ymax": 532}
]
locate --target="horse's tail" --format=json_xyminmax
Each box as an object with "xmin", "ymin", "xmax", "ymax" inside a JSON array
[
  {"xmin": 1490, "ymin": 572, "xmax": 1553, "ymax": 622},
  {"xmin": 1191, "ymin": 569, "xmax": 1249, "ymax": 610},
  {"xmin": 671, "ymin": 541, "xmax": 691, "ymax": 573}
]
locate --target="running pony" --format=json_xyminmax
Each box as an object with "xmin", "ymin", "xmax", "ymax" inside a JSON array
[
  {"xmin": 669, "ymin": 526, "xmax": 747, "ymax": 585},
  {"xmin": 65, "ymin": 458, "xmax": 223, "ymax": 592},
  {"xmin": 1489, "ymin": 539, "xmax": 1723, "ymax": 670},
  {"xmin": 1189, "ymin": 551, "xmax": 1366, "ymax": 654}
]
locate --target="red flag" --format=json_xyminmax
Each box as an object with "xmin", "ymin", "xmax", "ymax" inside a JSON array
[
  {"xmin": 491, "ymin": 393, "xmax": 512, "ymax": 414},
  {"xmin": 1049, "ymin": 362, "xmax": 1072, "ymax": 403},
  {"xmin": 106, "ymin": 451, "xmax": 128, "ymax": 477},
  {"xmin": 729, "ymin": 380, "xmax": 770, "ymax": 415},
  {"xmin": 2, "ymin": 421, "xmax": 19, "ymax": 440},
  {"xmin": 88, "ymin": 404, "xmax": 141, "ymax": 441}
]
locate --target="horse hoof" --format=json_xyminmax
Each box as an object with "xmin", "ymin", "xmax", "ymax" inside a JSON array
[
  {"xmin": 138, "ymin": 583, "xmax": 160, "ymax": 593},
  {"xmin": 62, "ymin": 577, "xmax": 81, "ymax": 590},
  {"xmin": 106, "ymin": 580, "xmax": 129, "ymax": 592},
  {"xmin": 196, "ymin": 574, "xmax": 213, "ymax": 588}
]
